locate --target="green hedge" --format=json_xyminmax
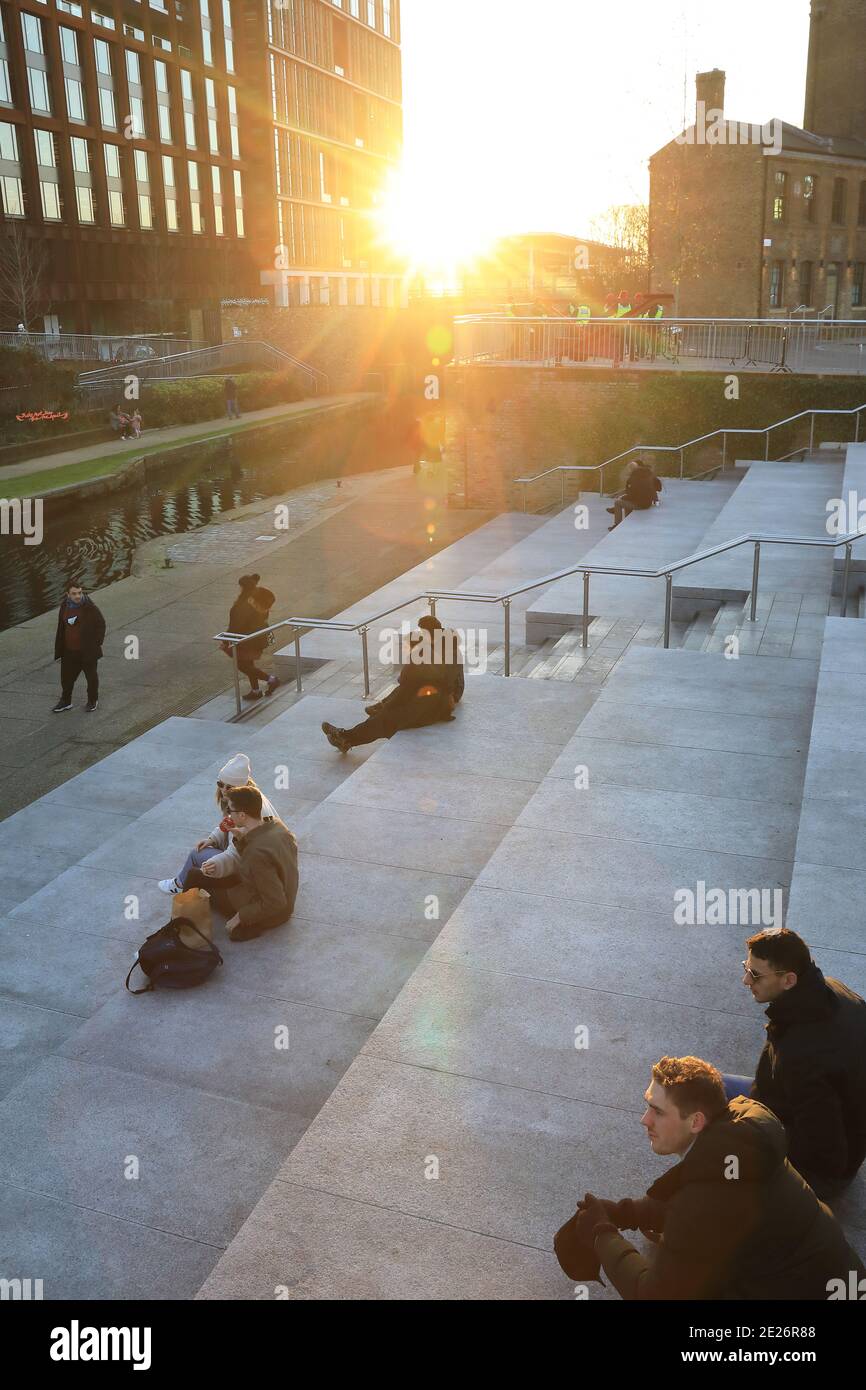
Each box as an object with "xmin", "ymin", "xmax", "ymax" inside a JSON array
[{"xmin": 567, "ymin": 374, "xmax": 866, "ymax": 491}]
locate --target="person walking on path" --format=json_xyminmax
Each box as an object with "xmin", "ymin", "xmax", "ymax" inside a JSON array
[
  {"xmin": 223, "ymin": 574, "xmax": 280, "ymax": 702},
  {"xmin": 52, "ymin": 582, "xmax": 106, "ymax": 713},
  {"xmin": 224, "ymin": 377, "xmax": 241, "ymax": 420}
]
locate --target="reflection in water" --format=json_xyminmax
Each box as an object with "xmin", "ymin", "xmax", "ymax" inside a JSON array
[{"xmin": 0, "ymin": 433, "xmax": 364, "ymax": 631}]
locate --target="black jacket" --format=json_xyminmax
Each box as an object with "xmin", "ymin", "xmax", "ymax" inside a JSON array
[
  {"xmin": 54, "ymin": 596, "xmax": 106, "ymax": 661},
  {"xmin": 228, "ymin": 596, "xmax": 268, "ymax": 661},
  {"xmin": 752, "ymin": 964, "xmax": 866, "ymax": 1192},
  {"xmin": 594, "ymin": 1097, "xmax": 865, "ymax": 1300},
  {"xmin": 626, "ymin": 468, "xmax": 662, "ymax": 510}
]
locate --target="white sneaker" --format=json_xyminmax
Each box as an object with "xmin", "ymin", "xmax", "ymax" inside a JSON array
[{"xmin": 158, "ymin": 878, "xmax": 181, "ymax": 894}]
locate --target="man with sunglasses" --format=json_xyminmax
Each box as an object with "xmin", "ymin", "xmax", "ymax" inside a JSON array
[{"xmin": 725, "ymin": 929, "xmax": 866, "ymax": 1199}]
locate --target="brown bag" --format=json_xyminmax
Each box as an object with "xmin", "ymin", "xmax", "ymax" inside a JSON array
[{"xmin": 171, "ymin": 888, "xmax": 213, "ymax": 950}]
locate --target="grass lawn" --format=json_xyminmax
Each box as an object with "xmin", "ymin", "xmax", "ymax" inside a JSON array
[{"xmin": 0, "ymin": 402, "xmax": 336, "ymax": 500}]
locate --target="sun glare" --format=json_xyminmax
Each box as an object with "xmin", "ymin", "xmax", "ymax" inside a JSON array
[{"xmin": 375, "ymin": 165, "xmax": 501, "ymax": 284}]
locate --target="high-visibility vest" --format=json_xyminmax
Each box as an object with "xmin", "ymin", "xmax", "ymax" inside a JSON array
[
  {"xmin": 577, "ymin": 304, "xmax": 591, "ymax": 322},
  {"xmin": 655, "ymin": 305, "xmax": 665, "ymax": 320},
  {"xmin": 615, "ymin": 301, "xmax": 631, "ymax": 318}
]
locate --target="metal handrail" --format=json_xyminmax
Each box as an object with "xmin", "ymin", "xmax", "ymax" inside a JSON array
[
  {"xmin": 516, "ymin": 403, "xmax": 866, "ymax": 507},
  {"xmin": 215, "ymin": 520, "xmax": 866, "ymax": 718}
]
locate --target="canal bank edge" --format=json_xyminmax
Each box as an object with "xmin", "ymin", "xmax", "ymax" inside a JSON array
[{"xmin": 19, "ymin": 396, "xmax": 385, "ymax": 507}]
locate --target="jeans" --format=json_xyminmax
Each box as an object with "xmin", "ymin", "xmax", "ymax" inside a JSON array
[
  {"xmin": 722, "ymin": 1073, "xmax": 754, "ymax": 1102},
  {"xmin": 60, "ymin": 653, "xmax": 99, "ymax": 703},
  {"xmin": 176, "ymin": 845, "xmax": 221, "ymax": 888},
  {"xmin": 184, "ymin": 867, "xmax": 242, "ymax": 918}
]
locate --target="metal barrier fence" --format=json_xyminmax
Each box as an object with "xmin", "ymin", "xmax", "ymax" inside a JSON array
[
  {"xmin": 0, "ymin": 331, "xmax": 206, "ymax": 364},
  {"xmin": 453, "ymin": 316, "xmax": 866, "ymax": 375},
  {"xmin": 77, "ymin": 339, "xmax": 329, "ymax": 395}
]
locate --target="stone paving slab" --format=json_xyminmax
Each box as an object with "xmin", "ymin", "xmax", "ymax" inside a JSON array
[
  {"xmin": 0, "ymin": 1184, "xmax": 221, "ymax": 1300},
  {"xmin": 196, "ymin": 1182, "xmax": 577, "ymax": 1301},
  {"xmin": 0, "ymin": 1055, "xmax": 306, "ymax": 1247}
]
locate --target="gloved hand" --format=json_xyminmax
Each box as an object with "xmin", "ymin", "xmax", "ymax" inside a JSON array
[{"xmin": 572, "ymin": 1192, "xmax": 619, "ymax": 1247}]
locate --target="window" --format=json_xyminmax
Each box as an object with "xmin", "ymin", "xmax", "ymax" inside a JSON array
[
  {"xmin": 832, "ymin": 177, "xmax": 848, "ymax": 225},
  {"xmin": 0, "ymin": 58, "xmax": 11, "ymax": 106},
  {"xmin": 383, "ymin": 0, "xmax": 391, "ymax": 37},
  {"xmin": 60, "ymin": 27, "xmax": 79, "ymax": 64},
  {"xmin": 854, "ymin": 264, "xmax": 865, "ymax": 309},
  {"xmin": 367, "ymin": 0, "xmax": 375, "ymax": 26},
  {"xmin": 184, "ymin": 111, "xmax": 196, "ymax": 146},
  {"xmin": 65, "ymin": 77, "xmax": 86, "ymax": 121},
  {"xmin": 233, "ymin": 166, "xmax": 243, "ymax": 235},
  {"xmin": 71, "ymin": 136, "xmax": 89, "ymax": 173},
  {"xmin": 191, "ymin": 201, "xmax": 202, "ymax": 231},
  {"xmin": 76, "ymin": 185, "xmax": 95, "ymax": 221},
  {"xmin": 21, "ymin": 13, "xmax": 44, "ymax": 53},
  {"xmin": 181, "ymin": 68, "xmax": 193, "ymax": 100},
  {"xmin": 126, "ymin": 50, "xmax": 141, "ymax": 85},
  {"xmin": 155, "ymin": 60, "xmax": 168, "ymax": 93},
  {"xmin": 158, "ymin": 104, "xmax": 172, "ymax": 142},
  {"xmin": 350, "ymin": 0, "xmax": 360, "ymax": 14},
  {"xmin": 104, "ymin": 143, "xmax": 121, "ymax": 178},
  {"xmin": 138, "ymin": 192, "xmax": 152, "ymax": 227},
  {"xmin": 1, "ymin": 174, "xmax": 24, "ymax": 216},
  {"xmin": 0, "ymin": 120, "xmax": 19, "ymax": 160},
  {"xmin": 27, "ymin": 68, "xmax": 51, "ymax": 114},
  {"xmin": 859, "ymin": 182, "xmax": 866, "ymax": 228},
  {"xmin": 134, "ymin": 148, "xmax": 149, "ymax": 182},
  {"xmin": 108, "ymin": 188, "xmax": 124, "ymax": 223},
  {"xmin": 92, "ymin": 11, "xmax": 116, "ymax": 30},
  {"xmin": 57, "ymin": 0, "xmax": 83, "ymax": 13},
  {"xmin": 40, "ymin": 180, "xmax": 61, "ymax": 219},
  {"xmin": 333, "ymin": 17, "xmax": 348, "ymax": 73},
  {"xmin": 229, "ymin": 124, "xmax": 239, "ymax": 158},
  {"xmin": 94, "ymin": 39, "xmax": 112, "ymax": 76},
  {"xmin": 130, "ymin": 94, "xmax": 145, "ymax": 136},
  {"xmin": 99, "ymin": 86, "xmax": 117, "ymax": 127},
  {"xmin": 769, "ymin": 261, "xmax": 785, "ymax": 309},
  {"xmin": 188, "ymin": 160, "xmax": 199, "ymax": 190},
  {"xmin": 803, "ymin": 174, "xmax": 817, "ymax": 223},
  {"xmin": 203, "ymin": 29, "xmax": 213, "ymax": 64},
  {"xmin": 799, "ymin": 261, "xmax": 813, "ymax": 307},
  {"xmin": 773, "ymin": 170, "xmax": 787, "ymax": 222},
  {"xmin": 34, "ymin": 128, "xmax": 54, "ymax": 166}
]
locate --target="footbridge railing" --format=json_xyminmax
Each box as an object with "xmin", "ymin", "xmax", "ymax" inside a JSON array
[
  {"xmin": 517, "ymin": 402, "xmax": 866, "ymax": 510},
  {"xmin": 215, "ymin": 527, "xmax": 866, "ymax": 718}
]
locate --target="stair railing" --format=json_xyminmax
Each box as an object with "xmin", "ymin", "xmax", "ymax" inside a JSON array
[
  {"xmin": 215, "ymin": 525, "xmax": 866, "ymax": 717},
  {"xmin": 516, "ymin": 403, "xmax": 866, "ymax": 510}
]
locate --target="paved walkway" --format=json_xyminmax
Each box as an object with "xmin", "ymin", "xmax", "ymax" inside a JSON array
[
  {"xmin": 0, "ymin": 394, "xmax": 372, "ymax": 484},
  {"xmin": 0, "ymin": 466, "xmax": 493, "ymax": 821}
]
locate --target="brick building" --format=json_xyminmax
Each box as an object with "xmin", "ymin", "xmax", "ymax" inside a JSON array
[{"xmin": 649, "ymin": 0, "xmax": 866, "ymax": 319}]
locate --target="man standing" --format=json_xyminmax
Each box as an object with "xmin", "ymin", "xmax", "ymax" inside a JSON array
[
  {"xmin": 53, "ymin": 581, "xmax": 106, "ymax": 713},
  {"xmin": 224, "ymin": 376, "xmax": 240, "ymax": 419},
  {"xmin": 556, "ymin": 1055, "xmax": 865, "ymax": 1299},
  {"xmin": 730, "ymin": 929, "xmax": 866, "ymax": 1199},
  {"xmin": 184, "ymin": 785, "xmax": 299, "ymax": 942}
]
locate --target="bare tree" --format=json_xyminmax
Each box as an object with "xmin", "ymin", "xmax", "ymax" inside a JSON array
[
  {"xmin": 589, "ymin": 204, "xmax": 650, "ymax": 287},
  {"xmin": 0, "ymin": 222, "xmax": 48, "ymax": 328}
]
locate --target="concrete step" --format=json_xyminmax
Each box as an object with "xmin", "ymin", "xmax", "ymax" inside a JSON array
[
  {"xmin": 0, "ymin": 675, "xmax": 601, "ymax": 1299},
  {"xmin": 198, "ymin": 646, "xmax": 866, "ymax": 1303}
]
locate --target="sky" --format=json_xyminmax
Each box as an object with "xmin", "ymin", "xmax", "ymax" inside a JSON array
[{"xmin": 384, "ymin": 0, "xmax": 813, "ymax": 267}]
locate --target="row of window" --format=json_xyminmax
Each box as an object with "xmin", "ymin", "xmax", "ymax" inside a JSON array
[
  {"xmin": 0, "ymin": 119, "xmax": 244, "ymax": 233},
  {"xmin": 6, "ymin": 0, "xmax": 236, "ymax": 64},
  {"xmin": 269, "ymin": 0, "xmax": 401, "ymax": 102},
  {"xmin": 273, "ymin": 123, "xmax": 386, "ymax": 210},
  {"xmin": 1, "ymin": 13, "xmax": 240, "ymax": 157},
  {"xmin": 269, "ymin": 49, "xmax": 400, "ymax": 157},
  {"xmin": 772, "ymin": 171, "xmax": 866, "ymax": 228},
  {"xmin": 275, "ymin": 193, "xmax": 398, "ymax": 271},
  {"xmin": 768, "ymin": 258, "xmax": 866, "ymax": 309}
]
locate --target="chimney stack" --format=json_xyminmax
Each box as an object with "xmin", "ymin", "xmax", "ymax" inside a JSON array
[{"xmin": 696, "ymin": 69, "xmax": 726, "ymax": 121}]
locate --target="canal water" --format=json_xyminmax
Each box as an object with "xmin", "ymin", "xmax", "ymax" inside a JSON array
[{"xmin": 0, "ymin": 426, "xmax": 390, "ymax": 631}]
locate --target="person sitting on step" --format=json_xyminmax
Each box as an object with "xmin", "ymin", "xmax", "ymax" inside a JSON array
[{"xmin": 607, "ymin": 459, "xmax": 662, "ymax": 530}]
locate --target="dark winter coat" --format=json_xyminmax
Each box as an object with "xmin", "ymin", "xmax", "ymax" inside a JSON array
[
  {"xmin": 752, "ymin": 964, "xmax": 866, "ymax": 1193},
  {"xmin": 593, "ymin": 1097, "xmax": 866, "ymax": 1300},
  {"xmin": 54, "ymin": 596, "xmax": 106, "ymax": 661},
  {"xmin": 227, "ymin": 596, "xmax": 269, "ymax": 662},
  {"xmin": 227, "ymin": 821, "xmax": 299, "ymax": 932}
]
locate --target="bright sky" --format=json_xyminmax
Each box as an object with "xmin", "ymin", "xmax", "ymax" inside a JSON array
[{"xmin": 381, "ymin": 0, "xmax": 812, "ymax": 270}]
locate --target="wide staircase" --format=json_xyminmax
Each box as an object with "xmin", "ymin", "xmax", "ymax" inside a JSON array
[{"xmin": 1, "ymin": 448, "xmax": 865, "ymax": 1299}]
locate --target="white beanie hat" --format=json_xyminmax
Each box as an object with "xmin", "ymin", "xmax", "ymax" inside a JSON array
[{"xmin": 218, "ymin": 753, "xmax": 252, "ymax": 787}]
